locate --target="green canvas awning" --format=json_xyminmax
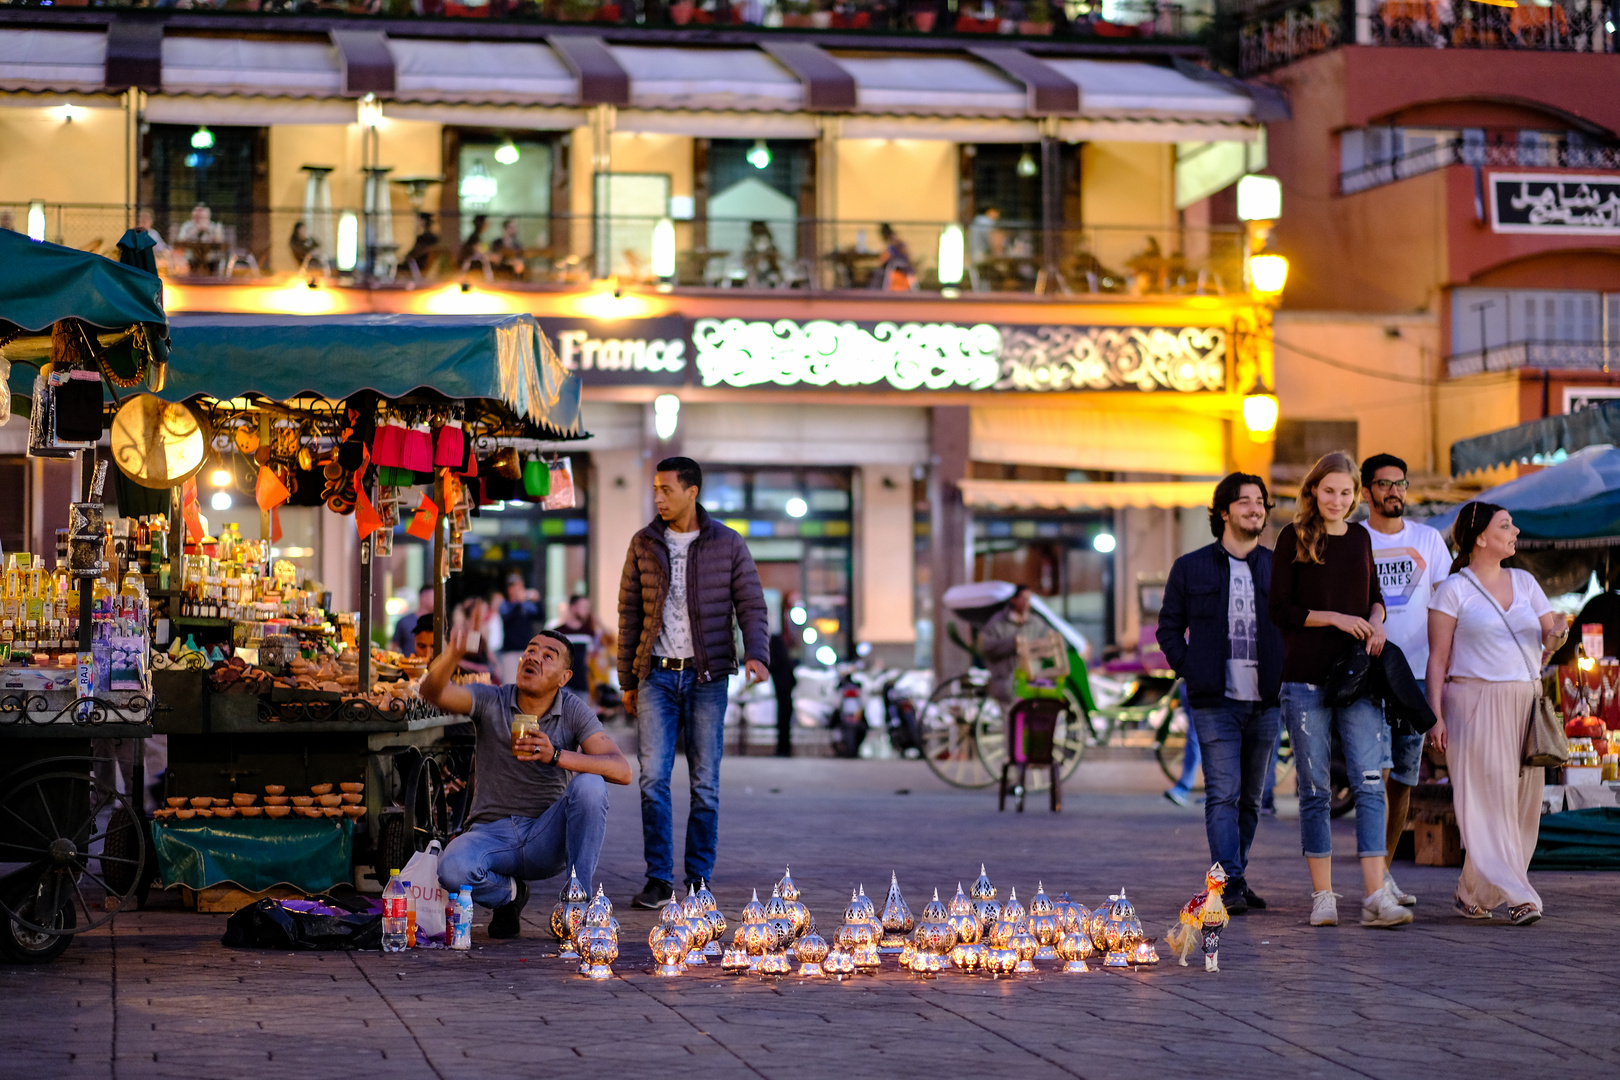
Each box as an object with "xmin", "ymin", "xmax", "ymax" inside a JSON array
[
  {"xmin": 0, "ymin": 228, "xmax": 168, "ymax": 336},
  {"xmin": 162, "ymin": 313, "xmax": 582, "ymax": 438},
  {"xmin": 1450, "ymin": 401, "xmax": 1620, "ymax": 477}
]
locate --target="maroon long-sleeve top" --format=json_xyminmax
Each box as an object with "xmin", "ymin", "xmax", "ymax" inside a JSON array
[{"xmin": 1267, "ymin": 523, "xmax": 1384, "ymax": 685}]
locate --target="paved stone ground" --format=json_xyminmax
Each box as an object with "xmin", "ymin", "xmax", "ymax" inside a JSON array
[{"xmin": 3, "ymin": 755, "xmax": 1616, "ymax": 1080}]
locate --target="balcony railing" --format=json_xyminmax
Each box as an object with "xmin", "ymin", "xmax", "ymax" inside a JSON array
[
  {"xmin": 1235, "ymin": 0, "xmax": 1614, "ymax": 74},
  {"xmin": 0, "ymin": 0, "xmax": 1210, "ymax": 41},
  {"xmin": 2, "ymin": 202, "xmax": 1247, "ymax": 299},
  {"xmin": 1341, "ymin": 134, "xmax": 1620, "ymax": 195},
  {"xmin": 1447, "ymin": 340, "xmax": 1620, "ymax": 378}
]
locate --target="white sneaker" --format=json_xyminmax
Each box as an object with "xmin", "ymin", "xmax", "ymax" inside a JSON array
[
  {"xmin": 1310, "ymin": 890, "xmax": 1341, "ymax": 926},
  {"xmin": 1361, "ymin": 885, "xmax": 1415, "ymax": 928},
  {"xmin": 1384, "ymin": 870, "xmax": 1416, "ymax": 907}
]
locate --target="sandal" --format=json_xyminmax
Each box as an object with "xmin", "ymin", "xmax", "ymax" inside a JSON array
[
  {"xmin": 1452, "ymin": 896, "xmax": 1491, "ymax": 920},
  {"xmin": 1508, "ymin": 904, "xmax": 1542, "ymax": 926}
]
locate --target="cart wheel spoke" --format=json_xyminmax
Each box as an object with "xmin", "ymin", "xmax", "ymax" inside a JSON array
[
  {"xmin": 34, "ymin": 784, "xmax": 64, "ymax": 842},
  {"xmin": 2, "ymin": 804, "xmax": 55, "ymax": 847},
  {"xmin": 92, "ymin": 853, "xmax": 143, "ymax": 866}
]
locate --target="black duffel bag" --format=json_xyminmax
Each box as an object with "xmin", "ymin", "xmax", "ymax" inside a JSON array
[{"xmin": 221, "ymin": 893, "xmax": 381, "ymax": 951}]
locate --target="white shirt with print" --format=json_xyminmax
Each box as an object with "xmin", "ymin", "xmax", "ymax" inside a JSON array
[
  {"xmin": 1359, "ymin": 519, "xmax": 1451, "ymax": 676},
  {"xmin": 654, "ymin": 528, "xmax": 700, "ymax": 659}
]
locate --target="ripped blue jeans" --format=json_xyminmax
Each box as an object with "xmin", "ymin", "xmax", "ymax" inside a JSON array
[{"xmin": 1280, "ymin": 682, "xmax": 1390, "ymax": 859}]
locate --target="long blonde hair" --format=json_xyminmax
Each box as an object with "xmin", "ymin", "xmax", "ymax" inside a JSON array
[{"xmin": 1292, "ymin": 451, "xmax": 1360, "ymax": 565}]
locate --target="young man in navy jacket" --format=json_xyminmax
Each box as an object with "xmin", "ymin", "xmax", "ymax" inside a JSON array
[{"xmin": 1156, "ymin": 473, "xmax": 1284, "ymax": 915}]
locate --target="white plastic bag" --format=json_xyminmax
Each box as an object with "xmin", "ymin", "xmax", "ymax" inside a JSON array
[{"xmin": 402, "ymin": 840, "xmax": 448, "ymax": 948}]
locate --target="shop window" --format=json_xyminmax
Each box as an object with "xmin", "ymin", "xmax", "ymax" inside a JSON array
[
  {"xmin": 1452, "ymin": 287, "xmax": 1609, "ymax": 353},
  {"xmin": 593, "ymin": 172, "xmax": 671, "ymax": 280},
  {"xmin": 457, "ymin": 138, "xmax": 553, "ymax": 241},
  {"xmin": 705, "ymin": 139, "xmax": 813, "ymax": 273},
  {"xmin": 753, "ymin": 470, "xmax": 800, "ymax": 513},
  {"xmin": 704, "ymin": 471, "xmax": 748, "ymax": 513},
  {"xmin": 143, "ymin": 123, "xmax": 267, "ymax": 267}
]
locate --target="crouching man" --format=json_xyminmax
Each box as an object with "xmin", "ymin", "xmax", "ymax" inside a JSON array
[{"xmin": 422, "ymin": 626, "xmax": 631, "ymax": 939}]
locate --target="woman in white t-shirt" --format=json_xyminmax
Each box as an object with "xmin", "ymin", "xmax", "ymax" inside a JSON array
[{"xmin": 1426, "ymin": 502, "xmax": 1568, "ymax": 925}]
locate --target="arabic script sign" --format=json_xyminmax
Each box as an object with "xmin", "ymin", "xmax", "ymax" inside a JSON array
[
  {"xmin": 692, "ymin": 319, "xmax": 1228, "ymax": 393},
  {"xmin": 1490, "ymin": 172, "xmax": 1620, "ymax": 236}
]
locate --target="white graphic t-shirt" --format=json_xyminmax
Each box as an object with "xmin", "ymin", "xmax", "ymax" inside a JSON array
[
  {"xmin": 654, "ymin": 528, "xmax": 700, "ymax": 659},
  {"xmin": 1226, "ymin": 554, "xmax": 1261, "ymax": 701},
  {"xmin": 1359, "ymin": 519, "xmax": 1451, "ymax": 676}
]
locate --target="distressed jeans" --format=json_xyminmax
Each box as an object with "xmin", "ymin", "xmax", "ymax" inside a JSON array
[
  {"xmin": 638, "ymin": 667, "xmax": 729, "ymax": 887},
  {"xmin": 1280, "ymin": 682, "xmax": 1390, "ymax": 859},
  {"xmin": 438, "ymin": 773, "xmax": 610, "ymax": 908},
  {"xmin": 1188, "ymin": 698, "xmax": 1281, "ymax": 887}
]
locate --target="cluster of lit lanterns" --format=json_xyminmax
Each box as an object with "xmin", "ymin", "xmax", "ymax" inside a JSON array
[{"xmin": 552, "ymin": 866, "xmax": 1158, "ymax": 981}]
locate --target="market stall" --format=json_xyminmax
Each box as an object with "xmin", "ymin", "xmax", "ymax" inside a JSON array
[
  {"xmin": 127, "ymin": 312, "xmax": 585, "ymax": 905},
  {"xmin": 0, "ymin": 228, "xmax": 171, "ymax": 961}
]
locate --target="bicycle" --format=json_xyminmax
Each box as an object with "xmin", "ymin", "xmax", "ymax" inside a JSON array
[{"xmin": 919, "ymin": 670, "xmax": 1088, "ymax": 791}]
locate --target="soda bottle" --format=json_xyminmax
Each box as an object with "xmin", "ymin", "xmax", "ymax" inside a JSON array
[
  {"xmin": 382, "ymin": 868, "xmax": 408, "ymax": 953},
  {"xmin": 405, "ymin": 881, "xmax": 417, "ymax": 948},
  {"xmin": 450, "ymin": 888, "xmax": 473, "ymax": 950}
]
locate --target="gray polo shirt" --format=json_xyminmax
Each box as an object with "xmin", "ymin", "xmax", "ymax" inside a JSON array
[{"xmin": 465, "ymin": 683, "xmax": 604, "ymax": 824}]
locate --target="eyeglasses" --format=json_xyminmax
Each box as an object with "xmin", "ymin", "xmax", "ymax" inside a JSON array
[{"xmin": 1370, "ymin": 479, "xmax": 1409, "ymax": 492}]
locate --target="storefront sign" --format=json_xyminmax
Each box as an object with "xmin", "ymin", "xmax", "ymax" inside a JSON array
[
  {"xmin": 1490, "ymin": 173, "xmax": 1620, "ymax": 235},
  {"xmin": 537, "ymin": 316, "xmax": 689, "ymax": 386},
  {"xmin": 692, "ymin": 318, "xmax": 1227, "ymax": 393}
]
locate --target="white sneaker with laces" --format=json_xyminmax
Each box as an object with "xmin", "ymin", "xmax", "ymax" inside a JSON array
[
  {"xmin": 1384, "ymin": 870, "xmax": 1416, "ymax": 907},
  {"xmin": 1310, "ymin": 890, "xmax": 1341, "ymax": 926},
  {"xmin": 1361, "ymin": 885, "xmax": 1415, "ymax": 928}
]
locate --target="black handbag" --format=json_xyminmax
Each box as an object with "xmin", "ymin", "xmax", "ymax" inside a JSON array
[{"xmin": 1323, "ymin": 641, "xmax": 1371, "ymax": 707}]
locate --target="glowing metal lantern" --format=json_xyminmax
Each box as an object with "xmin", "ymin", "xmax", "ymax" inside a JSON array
[
  {"xmin": 1028, "ymin": 883, "xmax": 1061, "ymax": 961},
  {"xmin": 583, "ymin": 931, "xmax": 619, "ymax": 980},
  {"xmin": 551, "ymin": 867, "xmax": 590, "ymax": 958},
  {"xmin": 681, "ymin": 887, "xmax": 712, "ymax": 965},
  {"xmin": 1242, "ymin": 391, "xmax": 1280, "ymax": 440},
  {"xmin": 879, "ymin": 873, "xmax": 914, "ymax": 952},
  {"xmin": 649, "ymin": 923, "xmax": 688, "ymax": 977},
  {"xmin": 1055, "ymin": 928, "xmax": 1089, "ymax": 974},
  {"xmin": 1102, "ymin": 890, "xmax": 1142, "ymax": 969},
  {"xmin": 823, "ymin": 942, "xmax": 856, "ymax": 978},
  {"xmin": 720, "ymin": 927, "xmax": 751, "ymax": 973},
  {"xmin": 1132, "ymin": 938, "xmax": 1160, "ymax": 966},
  {"xmin": 984, "ymin": 945, "xmax": 1019, "ymax": 977},
  {"xmin": 696, "ymin": 880, "xmax": 725, "ymax": 956},
  {"xmin": 741, "ymin": 918, "xmax": 772, "ymax": 972},
  {"xmin": 795, "ymin": 931, "xmax": 830, "ymax": 977},
  {"xmin": 759, "ymin": 916, "xmax": 795, "ymax": 976},
  {"xmin": 1001, "ymin": 887, "xmax": 1025, "ymax": 928}
]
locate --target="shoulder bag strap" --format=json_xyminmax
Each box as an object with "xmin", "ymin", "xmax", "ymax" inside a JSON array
[{"xmin": 1459, "ymin": 571, "xmax": 1539, "ymax": 682}]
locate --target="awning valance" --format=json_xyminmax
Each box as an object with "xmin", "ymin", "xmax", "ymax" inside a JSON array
[
  {"xmin": 1449, "ymin": 401, "xmax": 1620, "ymax": 477},
  {"xmin": 0, "ymin": 30, "xmax": 106, "ymax": 94},
  {"xmin": 0, "ymin": 228, "xmax": 167, "ymax": 335},
  {"xmin": 161, "ymin": 313, "xmax": 582, "ymax": 437},
  {"xmin": 959, "ymin": 478, "xmax": 1216, "ymax": 511}
]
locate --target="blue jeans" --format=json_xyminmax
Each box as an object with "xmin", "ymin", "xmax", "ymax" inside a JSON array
[
  {"xmin": 1169, "ymin": 686, "xmax": 1200, "ymax": 798},
  {"xmin": 438, "ymin": 773, "xmax": 609, "ymax": 908},
  {"xmin": 1281, "ymin": 682, "xmax": 1390, "ymax": 859},
  {"xmin": 638, "ymin": 667, "xmax": 729, "ymax": 887},
  {"xmin": 1188, "ymin": 699, "xmax": 1281, "ymax": 886},
  {"xmin": 1381, "ymin": 678, "xmax": 1426, "ymax": 787}
]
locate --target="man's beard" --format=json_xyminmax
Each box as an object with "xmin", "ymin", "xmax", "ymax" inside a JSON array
[
  {"xmin": 1230, "ymin": 520, "xmax": 1265, "ymax": 542},
  {"xmin": 1380, "ymin": 498, "xmax": 1406, "ymax": 518}
]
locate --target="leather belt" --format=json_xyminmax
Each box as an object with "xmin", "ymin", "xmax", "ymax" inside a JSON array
[{"xmin": 653, "ymin": 656, "xmax": 694, "ymax": 671}]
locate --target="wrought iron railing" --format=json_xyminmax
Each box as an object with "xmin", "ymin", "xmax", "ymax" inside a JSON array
[
  {"xmin": 1237, "ymin": 0, "xmax": 1614, "ymax": 74},
  {"xmin": 1447, "ymin": 341, "xmax": 1620, "ymax": 378},
  {"xmin": 0, "ymin": 203, "xmax": 1248, "ymax": 299},
  {"xmin": 1341, "ymin": 135, "xmax": 1620, "ymax": 195},
  {"xmin": 0, "ymin": 0, "xmax": 1210, "ymax": 40}
]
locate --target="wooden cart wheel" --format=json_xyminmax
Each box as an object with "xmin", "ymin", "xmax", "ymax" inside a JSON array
[
  {"xmin": 919, "ymin": 676, "xmax": 1000, "ymax": 789},
  {"xmin": 0, "ymin": 766, "xmax": 145, "ymax": 941}
]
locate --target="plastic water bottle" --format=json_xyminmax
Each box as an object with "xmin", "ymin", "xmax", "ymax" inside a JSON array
[
  {"xmin": 382, "ymin": 868, "xmax": 408, "ymax": 953},
  {"xmin": 450, "ymin": 887, "xmax": 473, "ymax": 950}
]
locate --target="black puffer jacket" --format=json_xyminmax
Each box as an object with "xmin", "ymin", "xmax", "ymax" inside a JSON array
[{"xmin": 617, "ymin": 506, "xmax": 770, "ymax": 689}]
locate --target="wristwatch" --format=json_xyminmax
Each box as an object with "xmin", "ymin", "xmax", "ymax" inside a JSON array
[{"xmin": 550, "ymin": 744, "xmax": 563, "ymax": 767}]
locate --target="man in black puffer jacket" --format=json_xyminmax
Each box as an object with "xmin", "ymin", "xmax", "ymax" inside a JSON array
[{"xmin": 618, "ymin": 457, "xmax": 769, "ymax": 909}]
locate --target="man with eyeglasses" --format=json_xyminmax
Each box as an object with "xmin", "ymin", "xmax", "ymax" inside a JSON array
[{"xmin": 1359, "ymin": 453, "xmax": 1450, "ymax": 909}]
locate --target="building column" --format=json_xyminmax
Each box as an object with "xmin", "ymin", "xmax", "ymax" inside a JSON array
[
  {"xmin": 855, "ymin": 464, "xmax": 916, "ymax": 668},
  {"xmin": 930, "ymin": 405, "xmax": 971, "ymax": 678},
  {"xmin": 589, "ymin": 445, "xmax": 651, "ymax": 648}
]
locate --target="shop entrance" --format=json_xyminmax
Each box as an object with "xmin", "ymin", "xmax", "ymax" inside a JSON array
[{"xmin": 703, "ymin": 465, "xmax": 854, "ymax": 666}]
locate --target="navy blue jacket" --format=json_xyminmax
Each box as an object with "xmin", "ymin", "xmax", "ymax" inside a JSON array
[{"xmin": 1156, "ymin": 541, "xmax": 1284, "ymax": 710}]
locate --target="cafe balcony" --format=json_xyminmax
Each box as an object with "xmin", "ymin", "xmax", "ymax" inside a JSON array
[
  {"xmin": 2, "ymin": 201, "xmax": 1247, "ymax": 300},
  {"xmin": 0, "ymin": 0, "xmax": 1211, "ymax": 43},
  {"xmin": 1231, "ymin": 0, "xmax": 1615, "ymax": 75}
]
